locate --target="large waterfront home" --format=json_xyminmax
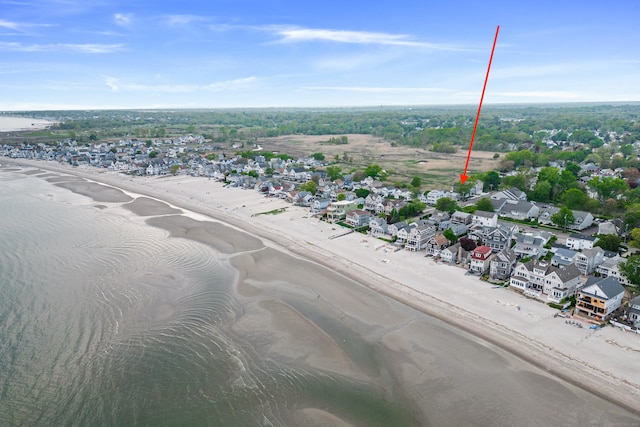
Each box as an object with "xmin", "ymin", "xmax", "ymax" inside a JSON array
[{"xmin": 575, "ymin": 277, "xmax": 625, "ymax": 322}]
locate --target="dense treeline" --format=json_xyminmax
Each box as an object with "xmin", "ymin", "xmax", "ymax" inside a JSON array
[{"xmin": 7, "ymin": 104, "xmax": 640, "ymax": 151}]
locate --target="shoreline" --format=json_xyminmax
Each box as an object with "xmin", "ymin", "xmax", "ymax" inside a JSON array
[{"xmin": 5, "ymin": 158, "xmax": 640, "ymax": 416}]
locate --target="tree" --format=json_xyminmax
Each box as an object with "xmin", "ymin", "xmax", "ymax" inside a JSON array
[
  {"xmin": 561, "ymin": 188, "xmax": 589, "ymax": 210},
  {"xmin": 170, "ymin": 165, "xmax": 180, "ymax": 175},
  {"xmin": 629, "ymin": 228, "xmax": 640, "ymax": 248},
  {"xmin": 482, "ymin": 171, "xmax": 501, "ymax": 192},
  {"xmin": 410, "ymin": 176, "xmax": 422, "ymax": 188},
  {"xmin": 475, "ymin": 197, "xmax": 494, "ymax": 212},
  {"xmin": 551, "ymin": 207, "xmax": 574, "ymax": 230},
  {"xmin": 325, "ymin": 165, "xmax": 342, "ymax": 181},
  {"xmin": 435, "ymin": 197, "xmax": 459, "ymax": 214},
  {"xmin": 565, "ymin": 162, "xmax": 581, "ymax": 178},
  {"xmin": 148, "ymin": 151, "xmax": 158, "ymax": 158},
  {"xmin": 364, "ymin": 164, "xmax": 385, "ymax": 179},
  {"xmin": 531, "ymin": 181, "xmax": 552, "ymax": 202},
  {"xmin": 459, "ymin": 237, "xmax": 477, "ymax": 252},
  {"xmin": 594, "ymin": 234, "xmax": 621, "ymax": 252},
  {"xmin": 443, "ymin": 228, "xmax": 458, "ymax": 243},
  {"xmin": 337, "ymin": 193, "xmax": 347, "ymax": 201},
  {"xmin": 299, "ymin": 180, "xmax": 317, "ymax": 194},
  {"xmin": 619, "ymin": 255, "xmax": 640, "ymax": 286},
  {"xmin": 312, "ymin": 152, "xmax": 325, "ymax": 161},
  {"xmin": 355, "ymin": 188, "xmax": 370, "ymax": 198},
  {"xmin": 588, "ymin": 176, "xmax": 628, "ymax": 201}
]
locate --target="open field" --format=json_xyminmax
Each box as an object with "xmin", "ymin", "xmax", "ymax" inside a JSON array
[{"xmin": 256, "ymin": 133, "xmax": 502, "ymax": 188}]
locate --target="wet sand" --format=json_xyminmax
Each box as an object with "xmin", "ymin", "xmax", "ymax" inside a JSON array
[{"xmin": 4, "ymin": 160, "xmax": 640, "ymax": 425}]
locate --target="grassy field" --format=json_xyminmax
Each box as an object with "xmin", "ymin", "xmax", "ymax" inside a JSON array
[{"xmin": 257, "ymin": 134, "xmax": 501, "ymax": 190}]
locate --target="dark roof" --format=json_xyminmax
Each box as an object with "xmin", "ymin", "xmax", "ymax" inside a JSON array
[{"xmin": 582, "ymin": 276, "xmax": 625, "ymax": 299}]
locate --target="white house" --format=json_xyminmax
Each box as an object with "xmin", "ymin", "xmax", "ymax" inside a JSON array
[
  {"xmin": 596, "ymin": 255, "xmax": 630, "ymax": 286},
  {"xmin": 566, "ymin": 233, "xmax": 598, "ymax": 251},
  {"xmin": 471, "ymin": 211, "xmax": 498, "ymax": 228},
  {"xmin": 426, "ymin": 189, "xmax": 447, "ymax": 206}
]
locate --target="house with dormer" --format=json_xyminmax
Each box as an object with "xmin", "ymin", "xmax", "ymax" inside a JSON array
[
  {"xmin": 346, "ymin": 209, "xmax": 371, "ymax": 228},
  {"xmin": 491, "ymin": 187, "xmax": 527, "ymax": 201},
  {"xmin": 369, "ymin": 217, "xmax": 389, "ymax": 238},
  {"xmin": 485, "ymin": 224, "xmax": 518, "ymax": 253},
  {"xmin": 425, "ymin": 233, "xmax": 450, "ymax": 256},
  {"xmin": 387, "ymin": 221, "xmax": 408, "ymax": 238},
  {"xmin": 469, "ymin": 245, "xmax": 493, "ymax": 274},
  {"xmin": 509, "ymin": 260, "xmax": 581, "ymax": 303},
  {"xmin": 489, "ymin": 247, "xmax": 518, "ymax": 281},
  {"xmin": 396, "ymin": 224, "xmax": 416, "ymax": 245},
  {"xmin": 406, "ymin": 224, "xmax": 437, "ymax": 252}
]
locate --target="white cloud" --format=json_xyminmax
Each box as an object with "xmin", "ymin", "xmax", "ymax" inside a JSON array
[
  {"xmin": 114, "ymin": 13, "xmax": 133, "ymax": 27},
  {"xmin": 268, "ymin": 26, "xmax": 469, "ymax": 50},
  {"xmin": 0, "ymin": 42, "xmax": 124, "ymax": 53},
  {"xmin": 166, "ymin": 14, "xmax": 208, "ymax": 26},
  {"xmin": 493, "ymin": 91, "xmax": 584, "ymax": 99}
]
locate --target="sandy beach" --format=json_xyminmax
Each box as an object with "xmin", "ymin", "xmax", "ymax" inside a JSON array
[{"xmin": 4, "ymin": 158, "xmax": 640, "ymax": 423}]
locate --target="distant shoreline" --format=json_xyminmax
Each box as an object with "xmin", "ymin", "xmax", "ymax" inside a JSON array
[{"xmin": 0, "ymin": 116, "xmax": 56, "ymax": 132}]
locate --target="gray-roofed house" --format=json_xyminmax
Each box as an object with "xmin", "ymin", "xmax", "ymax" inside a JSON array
[
  {"xmin": 575, "ymin": 247, "xmax": 605, "ymax": 275},
  {"xmin": 624, "ymin": 296, "xmax": 640, "ymax": 328},
  {"xmin": 512, "ymin": 232, "xmax": 550, "ymax": 259},
  {"xmin": 491, "ymin": 187, "xmax": 527, "ymax": 201},
  {"xmin": 537, "ymin": 206, "xmax": 560, "ymax": 226},
  {"xmin": 568, "ymin": 210, "xmax": 594, "ymax": 231},
  {"xmin": 485, "ymin": 224, "xmax": 518, "ymax": 253},
  {"xmin": 510, "ymin": 260, "xmax": 582, "ymax": 302},
  {"xmin": 490, "ymin": 247, "xmax": 518, "ymax": 281},
  {"xmin": 369, "ymin": 217, "xmax": 389, "ymax": 238},
  {"xmin": 551, "ymin": 247, "xmax": 579, "ymax": 267},
  {"xmin": 575, "ymin": 276, "xmax": 625, "ymax": 322},
  {"xmin": 405, "ymin": 224, "xmax": 436, "ymax": 252},
  {"xmin": 566, "ymin": 233, "xmax": 598, "ymax": 250},
  {"xmin": 596, "ymin": 255, "xmax": 630, "ymax": 286},
  {"xmin": 471, "ymin": 210, "xmax": 498, "ymax": 228},
  {"xmin": 498, "ymin": 200, "xmax": 540, "ymax": 221}
]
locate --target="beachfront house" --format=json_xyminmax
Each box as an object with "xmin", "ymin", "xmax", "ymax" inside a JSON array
[
  {"xmin": 387, "ymin": 221, "xmax": 408, "ymax": 239},
  {"xmin": 509, "ymin": 260, "xmax": 582, "ymax": 303},
  {"xmin": 440, "ymin": 243, "xmax": 468, "ymax": 265},
  {"xmin": 326, "ymin": 200, "xmax": 358, "ymax": 222},
  {"xmin": 345, "ymin": 209, "xmax": 371, "ymax": 228},
  {"xmin": 489, "ymin": 247, "xmax": 518, "ymax": 281},
  {"xmin": 425, "ymin": 233, "xmax": 450, "ymax": 257},
  {"xmin": 369, "ymin": 217, "xmax": 388, "ymax": 238},
  {"xmin": 575, "ymin": 277, "xmax": 625, "ymax": 322},
  {"xmin": 396, "ymin": 224, "xmax": 415, "ymax": 246},
  {"xmin": 469, "ymin": 245, "xmax": 493, "ymax": 275},
  {"xmin": 405, "ymin": 224, "xmax": 436, "ymax": 252}
]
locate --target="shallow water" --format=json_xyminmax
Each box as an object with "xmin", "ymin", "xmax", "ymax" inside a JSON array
[{"xmin": 1, "ymin": 166, "xmax": 638, "ymax": 426}]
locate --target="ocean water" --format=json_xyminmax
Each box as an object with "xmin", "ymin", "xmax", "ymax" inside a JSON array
[
  {"xmin": 0, "ymin": 169, "xmax": 416, "ymax": 426},
  {"xmin": 1, "ymin": 166, "xmax": 639, "ymax": 427}
]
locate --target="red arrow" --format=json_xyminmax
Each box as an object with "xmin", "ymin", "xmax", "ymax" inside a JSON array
[{"xmin": 460, "ymin": 25, "xmax": 500, "ymax": 184}]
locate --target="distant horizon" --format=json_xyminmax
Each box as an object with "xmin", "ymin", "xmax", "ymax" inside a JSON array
[{"xmin": 3, "ymin": 100, "xmax": 640, "ymax": 114}]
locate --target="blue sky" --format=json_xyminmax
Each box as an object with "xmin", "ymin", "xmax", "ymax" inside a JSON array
[{"xmin": 1, "ymin": 0, "xmax": 639, "ymax": 110}]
